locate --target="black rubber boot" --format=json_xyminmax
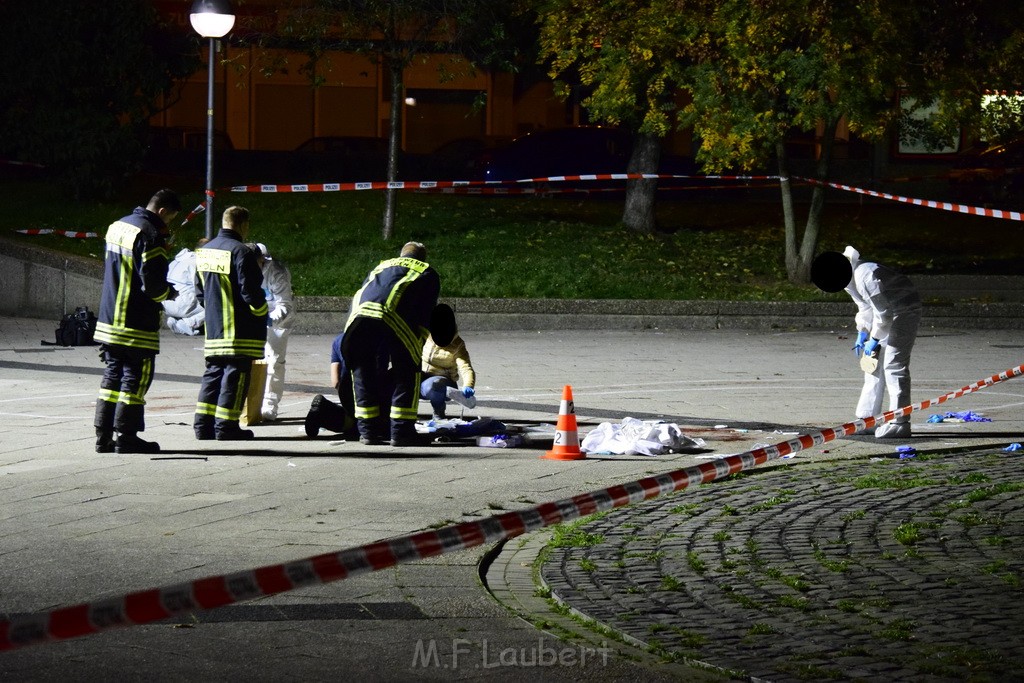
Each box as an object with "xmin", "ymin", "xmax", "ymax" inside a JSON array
[
  {"xmin": 115, "ymin": 433, "xmax": 160, "ymax": 454},
  {"xmin": 194, "ymin": 415, "xmax": 215, "ymax": 440},
  {"xmin": 94, "ymin": 401, "xmax": 116, "ymax": 453},
  {"xmin": 317, "ymin": 396, "xmax": 352, "ymax": 433},
  {"xmin": 304, "ymin": 395, "xmax": 325, "ymax": 437},
  {"xmin": 216, "ymin": 421, "xmax": 254, "ymax": 441},
  {"xmin": 357, "ymin": 418, "xmax": 384, "ymax": 445},
  {"xmin": 95, "ymin": 428, "xmax": 115, "ymax": 454},
  {"xmin": 390, "ymin": 420, "xmax": 421, "ymax": 447}
]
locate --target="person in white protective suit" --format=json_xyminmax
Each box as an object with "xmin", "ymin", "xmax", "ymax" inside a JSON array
[
  {"xmin": 250, "ymin": 242, "xmax": 296, "ymax": 421},
  {"xmin": 810, "ymin": 246, "xmax": 922, "ymax": 439},
  {"xmin": 162, "ymin": 243, "xmax": 206, "ymax": 336}
]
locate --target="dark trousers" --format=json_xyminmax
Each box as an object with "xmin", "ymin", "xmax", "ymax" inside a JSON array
[
  {"xmin": 194, "ymin": 356, "xmax": 252, "ymax": 436},
  {"xmin": 95, "ymin": 345, "xmax": 155, "ymax": 435},
  {"xmin": 343, "ymin": 318, "xmax": 420, "ymax": 440}
]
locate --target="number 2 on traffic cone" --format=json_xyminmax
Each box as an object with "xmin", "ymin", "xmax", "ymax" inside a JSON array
[{"xmin": 542, "ymin": 385, "xmax": 585, "ymax": 460}]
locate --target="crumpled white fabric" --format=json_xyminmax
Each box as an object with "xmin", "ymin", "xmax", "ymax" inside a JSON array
[{"xmin": 580, "ymin": 417, "xmax": 704, "ymax": 456}]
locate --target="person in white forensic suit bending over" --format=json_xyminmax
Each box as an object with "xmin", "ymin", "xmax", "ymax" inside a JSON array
[{"xmin": 811, "ymin": 246, "xmax": 922, "ymax": 439}]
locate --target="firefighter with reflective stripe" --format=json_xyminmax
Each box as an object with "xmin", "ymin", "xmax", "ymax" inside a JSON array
[
  {"xmin": 343, "ymin": 241, "xmax": 440, "ymax": 446},
  {"xmin": 193, "ymin": 206, "xmax": 268, "ymax": 441},
  {"xmin": 93, "ymin": 188, "xmax": 181, "ymax": 454}
]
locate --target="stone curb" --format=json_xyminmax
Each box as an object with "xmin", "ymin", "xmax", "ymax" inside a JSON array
[{"xmin": 6, "ymin": 237, "xmax": 1024, "ymax": 331}]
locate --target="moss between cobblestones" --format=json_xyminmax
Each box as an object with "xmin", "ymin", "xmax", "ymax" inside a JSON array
[
  {"xmin": 547, "ymin": 513, "xmax": 608, "ymax": 548},
  {"xmin": 537, "ymin": 451, "xmax": 1024, "ymax": 680}
]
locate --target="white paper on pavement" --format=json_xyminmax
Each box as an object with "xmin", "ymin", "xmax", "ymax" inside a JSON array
[{"xmin": 580, "ymin": 417, "xmax": 705, "ymax": 456}]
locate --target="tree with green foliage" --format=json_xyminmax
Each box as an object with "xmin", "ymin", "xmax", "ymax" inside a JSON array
[
  {"xmin": 677, "ymin": 1, "xmax": 917, "ymax": 283},
  {"xmin": 892, "ymin": 1, "xmax": 1024, "ymax": 146},
  {"xmin": 680, "ymin": 0, "xmax": 1024, "ymax": 283},
  {"xmin": 266, "ymin": 0, "xmax": 527, "ymax": 241},
  {"xmin": 536, "ymin": 0, "xmax": 1024, "ymax": 279},
  {"xmin": 0, "ymin": 0, "xmax": 197, "ymax": 200},
  {"xmin": 536, "ymin": 0, "xmax": 695, "ymax": 234}
]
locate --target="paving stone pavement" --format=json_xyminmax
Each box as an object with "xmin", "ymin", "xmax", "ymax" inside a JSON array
[
  {"xmin": 2, "ymin": 315, "xmax": 1024, "ymax": 681},
  {"xmin": 535, "ymin": 453, "xmax": 1024, "ymax": 682}
]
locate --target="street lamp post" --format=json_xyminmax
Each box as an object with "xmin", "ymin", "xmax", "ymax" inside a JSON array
[{"xmin": 189, "ymin": 0, "xmax": 235, "ymax": 240}]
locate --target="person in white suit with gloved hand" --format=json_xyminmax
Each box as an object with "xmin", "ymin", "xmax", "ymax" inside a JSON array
[
  {"xmin": 811, "ymin": 246, "xmax": 922, "ymax": 439},
  {"xmin": 249, "ymin": 242, "xmax": 295, "ymax": 421}
]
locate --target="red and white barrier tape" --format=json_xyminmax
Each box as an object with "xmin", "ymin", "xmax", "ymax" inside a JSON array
[
  {"xmin": 2, "ymin": 363, "xmax": 1021, "ymax": 653},
  {"xmin": 8, "ymin": 174, "xmax": 780, "ymax": 234},
  {"xmin": 226, "ymin": 173, "xmax": 780, "ymax": 194},
  {"xmin": 12, "ymin": 170, "xmax": 1020, "ymax": 239},
  {"xmin": 0, "ymin": 159, "xmax": 44, "ymax": 169},
  {"xmin": 221, "ymin": 172, "xmax": 1020, "ymax": 220},
  {"xmin": 179, "ymin": 201, "xmax": 207, "ymax": 227},
  {"xmin": 14, "ymin": 229, "xmax": 99, "ymax": 239},
  {"xmin": 417, "ymin": 182, "xmax": 783, "ymax": 196},
  {"xmin": 793, "ymin": 176, "xmax": 1023, "ymax": 221}
]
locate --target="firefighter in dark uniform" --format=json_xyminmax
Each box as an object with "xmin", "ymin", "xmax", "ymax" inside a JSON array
[
  {"xmin": 93, "ymin": 189, "xmax": 181, "ymax": 454},
  {"xmin": 343, "ymin": 242, "xmax": 440, "ymax": 446},
  {"xmin": 193, "ymin": 206, "xmax": 268, "ymax": 440}
]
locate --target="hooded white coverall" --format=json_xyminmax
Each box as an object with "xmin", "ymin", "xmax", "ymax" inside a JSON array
[
  {"xmin": 844, "ymin": 246, "xmax": 922, "ymax": 424},
  {"xmin": 162, "ymin": 248, "xmax": 205, "ymax": 336},
  {"xmin": 260, "ymin": 257, "xmax": 295, "ymax": 419}
]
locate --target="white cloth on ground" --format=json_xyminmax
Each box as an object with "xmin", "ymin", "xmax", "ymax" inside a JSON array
[{"xmin": 580, "ymin": 417, "xmax": 704, "ymax": 456}]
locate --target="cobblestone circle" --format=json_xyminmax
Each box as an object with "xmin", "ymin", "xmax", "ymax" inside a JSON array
[{"xmin": 542, "ymin": 451, "xmax": 1024, "ymax": 682}]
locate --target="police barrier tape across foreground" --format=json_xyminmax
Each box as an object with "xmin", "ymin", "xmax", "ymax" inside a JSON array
[{"xmin": 1, "ymin": 363, "xmax": 1022, "ymax": 652}]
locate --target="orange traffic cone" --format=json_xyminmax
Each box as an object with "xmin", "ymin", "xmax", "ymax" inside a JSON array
[{"xmin": 542, "ymin": 385, "xmax": 585, "ymax": 460}]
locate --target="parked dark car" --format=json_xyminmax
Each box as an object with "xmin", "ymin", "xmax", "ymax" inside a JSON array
[
  {"xmin": 408, "ymin": 135, "xmax": 514, "ymax": 181},
  {"xmin": 291, "ymin": 136, "xmax": 391, "ymax": 183},
  {"xmin": 948, "ymin": 136, "xmax": 1024, "ymax": 208},
  {"xmin": 142, "ymin": 126, "xmax": 235, "ymax": 176},
  {"xmin": 147, "ymin": 125, "xmax": 235, "ymax": 154},
  {"xmin": 483, "ymin": 126, "xmax": 627, "ymax": 182},
  {"xmin": 480, "ymin": 126, "xmax": 695, "ymax": 191}
]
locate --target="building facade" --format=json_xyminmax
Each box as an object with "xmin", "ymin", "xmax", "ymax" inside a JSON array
[{"xmin": 151, "ymin": 1, "xmax": 696, "ymax": 159}]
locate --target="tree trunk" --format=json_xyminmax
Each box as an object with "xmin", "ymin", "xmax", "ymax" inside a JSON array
[
  {"xmin": 783, "ymin": 118, "xmax": 838, "ymax": 284},
  {"xmin": 778, "ymin": 141, "xmax": 798, "ymax": 276},
  {"xmin": 791, "ymin": 116, "xmax": 839, "ymax": 283},
  {"xmin": 622, "ymin": 132, "xmax": 661, "ymax": 234},
  {"xmin": 381, "ymin": 58, "xmax": 404, "ymax": 241}
]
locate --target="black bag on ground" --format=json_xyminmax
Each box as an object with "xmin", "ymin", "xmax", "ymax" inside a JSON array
[{"xmin": 44, "ymin": 307, "xmax": 98, "ymax": 346}]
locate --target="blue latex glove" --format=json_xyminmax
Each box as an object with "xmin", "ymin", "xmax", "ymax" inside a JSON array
[
  {"xmin": 852, "ymin": 330, "xmax": 869, "ymax": 355},
  {"xmin": 863, "ymin": 337, "xmax": 880, "ymax": 358},
  {"xmin": 462, "ymin": 387, "xmax": 475, "ymax": 398}
]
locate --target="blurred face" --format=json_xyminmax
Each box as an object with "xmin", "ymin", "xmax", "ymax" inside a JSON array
[{"xmin": 156, "ymin": 208, "xmax": 179, "ymax": 244}]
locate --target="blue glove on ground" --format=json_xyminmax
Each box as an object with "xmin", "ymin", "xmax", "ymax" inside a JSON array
[
  {"xmin": 852, "ymin": 330, "xmax": 869, "ymax": 355},
  {"xmin": 462, "ymin": 387, "xmax": 475, "ymax": 398},
  {"xmin": 863, "ymin": 337, "xmax": 881, "ymax": 358}
]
